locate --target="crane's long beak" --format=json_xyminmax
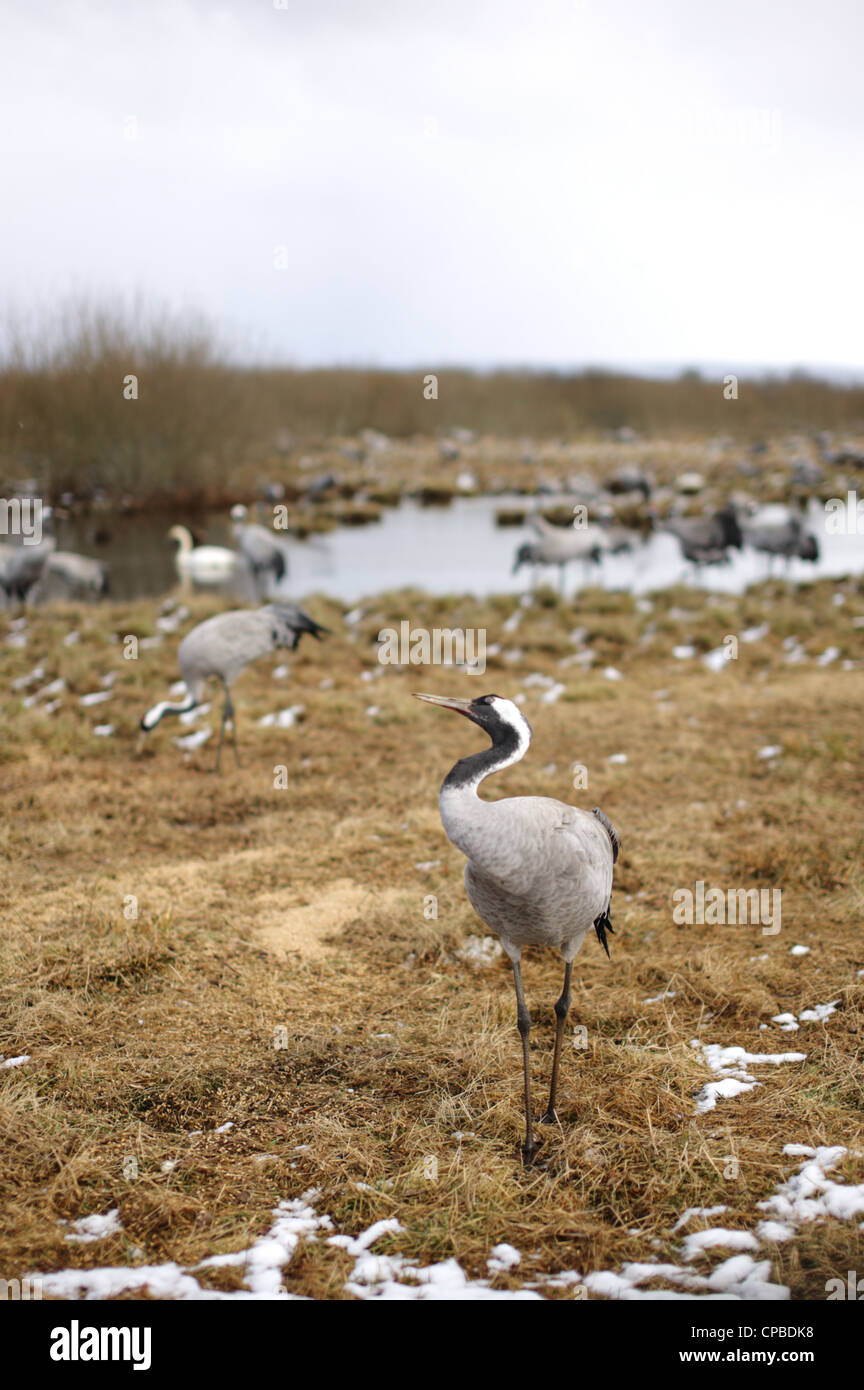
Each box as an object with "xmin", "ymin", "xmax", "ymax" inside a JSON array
[{"xmin": 413, "ymin": 693, "xmax": 474, "ymax": 716}]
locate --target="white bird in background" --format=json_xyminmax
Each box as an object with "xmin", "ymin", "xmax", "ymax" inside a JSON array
[
  {"xmin": 230, "ymin": 504, "xmax": 290, "ymax": 589},
  {"xmin": 167, "ymin": 524, "xmax": 240, "ymax": 588},
  {"xmin": 141, "ymin": 603, "xmax": 327, "ymax": 771},
  {"xmin": 415, "ymin": 691, "xmax": 620, "ymax": 1164}
]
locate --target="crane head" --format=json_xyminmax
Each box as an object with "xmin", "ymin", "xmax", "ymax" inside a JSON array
[{"xmin": 413, "ymin": 692, "xmax": 533, "ymax": 747}]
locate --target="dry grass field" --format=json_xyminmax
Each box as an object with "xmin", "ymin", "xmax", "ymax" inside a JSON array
[{"xmin": 1, "ymin": 575, "xmax": 863, "ymax": 1300}]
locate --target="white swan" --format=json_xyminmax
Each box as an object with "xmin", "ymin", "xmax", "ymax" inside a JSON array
[{"xmin": 167, "ymin": 525, "xmax": 240, "ymax": 587}]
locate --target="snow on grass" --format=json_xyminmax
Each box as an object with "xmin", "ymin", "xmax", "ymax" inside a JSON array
[
  {"xmin": 771, "ymin": 999, "xmax": 840, "ymax": 1031},
  {"xmin": 257, "ymin": 704, "xmax": 305, "ymax": 728},
  {"xmin": 691, "ymin": 1041, "xmax": 807, "ymax": 1113},
  {"xmin": 578, "ymin": 1253, "xmax": 787, "ymax": 1301},
  {"xmin": 63, "ymin": 1210, "xmax": 123, "ymax": 1244},
  {"xmin": 671, "ymin": 1205, "xmax": 728, "ymax": 1233},
  {"xmin": 798, "ymin": 1000, "xmax": 840, "ymax": 1023},
  {"xmin": 1, "ymin": 1054, "xmax": 30, "ymax": 1068},
  {"xmin": 758, "ymin": 1146, "xmax": 864, "ymax": 1227},
  {"xmin": 680, "ymin": 1229, "xmax": 759, "ymax": 1260},
  {"xmin": 702, "ymin": 647, "xmax": 729, "ymax": 673},
  {"xmin": 174, "ymin": 728, "xmax": 212, "ymax": 751},
  {"xmin": 456, "ymin": 935, "xmax": 504, "ymax": 968},
  {"xmin": 487, "ymin": 1244, "xmax": 521, "ymax": 1273},
  {"xmin": 38, "ymin": 1196, "xmax": 330, "ymax": 1301}
]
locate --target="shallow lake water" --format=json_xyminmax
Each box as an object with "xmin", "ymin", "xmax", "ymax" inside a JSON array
[{"xmin": 50, "ymin": 495, "xmax": 864, "ymax": 605}]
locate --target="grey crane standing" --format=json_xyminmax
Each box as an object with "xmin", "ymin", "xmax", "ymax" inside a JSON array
[
  {"xmin": 230, "ymin": 505, "xmax": 290, "ymax": 589},
  {"xmin": 512, "ymin": 515, "xmax": 609, "ymax": 592},
  {"xmin": 658, "ymin": 504, "xmax": 743, "ymax": 571},
  {"xmin": 414, "ymin": 691, "xmax": 620, "ymax": 1164},
  {"xmin": 141, "ymin": 603, "xmax": 327, "ymax": 771},
  {"xmin": 33, "ymin": 552, "xmax": 110, "ymax": 600},
  {"xmin": 743, "ymin": 513, "xmax": 820, "ymax": 566}
]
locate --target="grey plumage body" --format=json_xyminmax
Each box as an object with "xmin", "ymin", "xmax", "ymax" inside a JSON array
[
  {"xmin": 141, "ymin": 603, "xmax": 326, "ymax": 770},
  {"xmin": 661, "ymin": 505, "xmax": 743, "ymax": 556},
  {"xmin": 513, "ymin": 516, "xmax": 608, "ymax": 591},
  {"xmin": 416, "ymin": 691, "xmax": 620, "ymax": 1163},
  {"xmin": 0, "ymin": 537, "xmax": 55, "ymax": 601},
  {"xmin": 230, "ymin": 505, "xmax": 289, "ymax": 585},
  {"xmin": 744, "ymin": 515, "xmax": 819, "ymax": 563},
  {"xmin": 34, "ymin": 551, "xmax": 109, "ymax": 599},
  {"xmin": 445, "ymin": 795, "xmax": 613, "ymax": 961}
]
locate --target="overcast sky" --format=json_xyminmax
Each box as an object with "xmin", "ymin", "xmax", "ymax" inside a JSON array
[{"xmin": 1, "ymin": 0, "xmax": 862, "ymax": 371}]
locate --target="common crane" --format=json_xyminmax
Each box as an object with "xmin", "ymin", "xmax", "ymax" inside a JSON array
[
  {"xmin": 415, "ymin": 691, "xmax": 620, "ymax": 1164},
  {"xmin": 141, "ymin": 603, "xmax": 327, "ymax": 771}
]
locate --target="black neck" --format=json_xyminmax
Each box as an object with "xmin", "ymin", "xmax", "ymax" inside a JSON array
[{"xmin": 442, "ymin": 724, "xmax": 523, "ymax": 792}]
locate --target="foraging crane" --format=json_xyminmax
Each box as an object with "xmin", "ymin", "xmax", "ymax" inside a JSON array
[
  {"xmin": 167, "ymin": 525, "xmax": 240, "ymax": 587},
  {"xmin": 0, "ymin": 536, "xmax": 55, "ymax": 604},
  {"xmin": 141, "ymin": 603, "xmax": 327, "ymax": 771},
  {"xmin": 33, "ymin": 552, "xmax": 109, "ymax": 600},
  {"xmin": 660, "ymin": 504, "xmax": 743, "ymax": 557},
  {"xmin": 513, "ymin": 515, "xmax": 609, "ymax": 592},
  {"xmin": 743, "ymin": 514, "xmax": 820, "ymax": 566},
  {"xmin": 415, "ymin": 691, "xmax": 620, "ymax": 1164},
  {"xmin": 230, "ymin": 505, "xmax": 289, "ymax": 587}
]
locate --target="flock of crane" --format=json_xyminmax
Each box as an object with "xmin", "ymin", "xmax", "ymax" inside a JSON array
[
  {"xmin": 513, "ymin": 499, "xmax": 820, "ymax": 591},
  {"xmin": 0, "ymin": 477, "xmax": 823, "ymax": 1162}
]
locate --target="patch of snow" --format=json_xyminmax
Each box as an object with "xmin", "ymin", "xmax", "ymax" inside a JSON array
[
  {"xmin": 758, "ymin": 1147, "xmax": 864, "ymax": 1228},
  {"xmin": 798, "ymin": 1000, "xmax": 840, "ymax": 1023},
  {"xmin": 64, "ymin": 1210, "xmax": 123, "ymax": 1244},
  {"xmin": 692, "ymin": 1041, "xmax": 806, "ymax": 1113},
  {"xmin": 487, "ymin": 1244, "xmax": 521, "ymax": 1274},
  {"xmin": 174, "ymin": 729, "xmax": 212, "ymax": 751},
  {"xmin": 258, "ymin": 704, "xmax": 305, "ymax": 729},
  {"xmin": 671, "ymin": 1206, "xmax": 728, "ymax": 1234},
  {"xmin": 681, "ymin": 1229, "xmax": 759, "ymax": 1260},
  {"xmin": 456, "ymin": 935, "xmax": 504, "ymax": 968}
]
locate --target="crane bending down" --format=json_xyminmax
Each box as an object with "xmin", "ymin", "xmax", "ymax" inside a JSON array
[
  {"xmin": 230, "ymin": 505, "xmax": 290, "ymax": 588},
  {"xmin": 415, "ymin": 691, "xmax": 620, "ymax": 1164},
  {"xmin": 141, "ymin": 603, "xmax": 327, "ymax": 771}
]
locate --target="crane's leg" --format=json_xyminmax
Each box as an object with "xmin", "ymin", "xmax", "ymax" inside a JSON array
[
  {"xmin": 540, "ymin": 960, "xmax": 573, "ymax": 1125},
  {"xmin": 223, "ymin": 682, "xmax": 241, "ymax": 768},
  {"xmin": 228, "ymin": 692, "xmax": 241, "ymax": 766},
  {"xmin": 212, "ymin": 683, "xmax": 238, "ymax": 773},
  {"xmin": 511, "ymin": 959, "xmax": 537, "ymax": 1165}
]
